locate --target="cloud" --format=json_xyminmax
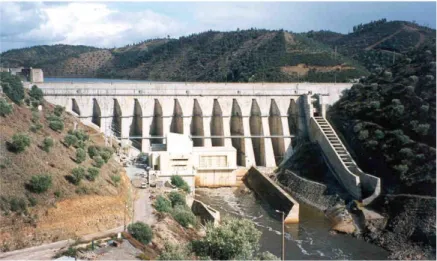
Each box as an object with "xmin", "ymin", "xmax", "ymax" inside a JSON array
[{"xmin": 0, "ymin": 2, "xmax": 184, "ymax": 51}]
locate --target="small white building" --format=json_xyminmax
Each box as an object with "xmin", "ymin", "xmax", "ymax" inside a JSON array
[{"xmin": 148, "ymin": 133, "xmax": 238, "ymax": 192}]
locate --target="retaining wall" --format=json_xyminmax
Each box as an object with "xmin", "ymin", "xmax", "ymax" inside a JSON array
[
  {"xmin": 191, "ymin": 199, "xmax": 220, "ymax": 226},
  {"xmin": 278, "ymin": 169, "xmax": 343, "ymax": 211},
  {"xmin": 244, "ymin": 167, "xmax": 299, "ymax": 223}
]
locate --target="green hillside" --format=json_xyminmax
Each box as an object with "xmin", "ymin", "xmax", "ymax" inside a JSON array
[
  {"xmin": 306, "ymin": 20, "xmax": 436, "ymax": 73},
  {"xmin": 0, "ymin": 29, "xmax": 368, "ymax": 83}
]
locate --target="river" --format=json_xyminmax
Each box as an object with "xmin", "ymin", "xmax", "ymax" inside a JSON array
[{"xmin": 195, "ymin": 188, "xmax": 388, "ymax": 260}]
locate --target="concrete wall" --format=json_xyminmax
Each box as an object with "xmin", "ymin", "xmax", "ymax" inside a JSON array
[
  {"xmin": 191, "ymin": 199, "xmax": 220, "ymax": 226},
  {"xmin": 244, "ymin": 167, "xmax": 299, "ymax": 223},
  {"xmin": 309, "ymin": 118, "xmax": 362, "ymax": 199},
  {"xmin": 40, "ymin": 82, "xmax": 352, "ymax": 168}
]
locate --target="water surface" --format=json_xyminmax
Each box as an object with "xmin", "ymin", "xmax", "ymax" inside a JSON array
[{"xmin": 195, "ymin": 188, "xmax": 388, "ymax": 260}]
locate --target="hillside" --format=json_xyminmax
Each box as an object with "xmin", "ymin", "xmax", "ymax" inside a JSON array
[
  {"xmin": 327, "ymin": 44, "xmax": 436, "ymax": 259},
  {"xmin": 306, "ymin": 20, "xmax": 436, "ymax": 72},
  {"xmin": 0, "ymin": 30, "xmax": 368, "ymax": 82},
  {"xmin": 0, "ymin": 83, "xmax": 130, "ymax": 251}
]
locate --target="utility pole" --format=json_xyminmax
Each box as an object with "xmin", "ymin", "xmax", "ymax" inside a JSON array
[{"xmin": 276, "ymin": 210, "xmax": 285, "ymax": 260}]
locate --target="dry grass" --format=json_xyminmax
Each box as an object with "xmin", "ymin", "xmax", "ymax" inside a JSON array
[{"xmin": 0, "ymin": 93, "xmax": 130, "ymax": 251}]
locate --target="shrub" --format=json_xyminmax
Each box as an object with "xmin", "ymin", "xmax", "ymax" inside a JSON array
[
  {"xmin": 54, "ymin": 190, "xmax": 62, "ymax": 198},
  {"xmin": 31, "ymin": 111, "xmax": 39, "ymax": 123},
  {"xmin": 88, "ymin": 146, "xmax": 99, "ymax": 158},
  {"xmin": 93, "ymin": 156, "xmax": 105, "ymax": 168},
  {"xmin": 42, "ymin": 137, "xmax": 54, "ymax": 152},
  {"xmin": 76, "ymin": 148, "xmax": 86, "ymax": 163},
  {"xmin": 191, "ymin": 217, "xmax": 262, "ymax": 260},
  {"xmin": 168, "ymin": 191, "xmax": 186, "ymax": 207},
  {"xmin": 399, "ymin": 148, "xmax": 414, "ymax": 159},
  {"xmin": 0, "ymin": 98, "xmax": 12, "ymax": 116},
  {"xmin": 127, "ymin": 222, "xmax": 153, "ymax": 245},
  {"xmin": 9, "ymin": 133, "xmax": 31, "ymax": 153},
  {"xmin": 49, "ymin": 120, "xmax": 64, "ymax": 132},
  {"xmin": 29, "ymin": 123, "xmax": 43, "ymax": 133},
  {"xmin": 393, "ymin": 164, "xmax": 409, "ymax": 176},
  {"xmin": 28, "ymin": 174, "xmax": 52, "ymax": 193},
  {"xmin": 100, "ymin": 150, "xmax": 112, "ymax": 163},
  {"xmin": 71, "ymin": 167, "xmax": 85, "ymax": 185},
  {"xmin": 9, "ymin": 197, "xmax": 27, "ymax": 213},
  {"xmin": 87, "ymin": 167, "xmax": 99, "ymax": 181},
  {"xmin": 29, "ymin": 85, "xmax": 44, "ymax": 101},
  {"xmin": 170, "ymin": 175, "xmax": 185, "ymax": 187},
  {"xmin": 68, "ymin": 129, "xmax": 89, "ymax": 142},
  {"xmin": 171, "ymin": 205, "xmax": 197, "ymax": 228},
  {"xmin": 54, "ymin": 105, "xmax": 64, "ymax": 117},
  {"xmin": 374, "ymin": 129, "xmax": 385, "ymax": 140},
  {"xmin": 27, "ymin": 195, "xmax": 37, "ymax": 207},
  {"xmin": 171, "ymin": 175, "xmax": 191, "ymax": 193},
  {"xmin": 64, "ymin": 134, "xmax": 78, "ymax": 148},
  {"xmin": 110, "ymin": 175, "xmax": 121, "ymax": 186},
  {"xmin": 415, "ymin": 124, "xmax": 430, "ymax": 136},
  {"xmin": 31, "ymin": 100, "xmax": 40, "ymax": 108},
  {"xmin": 358, "ymin": 130, "xmax": 369, "ymax": 140},
  {"xmin": 158, "ymin": 242, "xmax": 190, "ymax": 260},
  {"xmin": 155, "ymin": 195, "xmax": 172, "ymax": 213}
]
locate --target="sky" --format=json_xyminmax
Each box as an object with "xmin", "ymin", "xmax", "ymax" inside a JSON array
[{"xmin": 0, "ymin": 1, "xmax": 435, "ymax": 52}]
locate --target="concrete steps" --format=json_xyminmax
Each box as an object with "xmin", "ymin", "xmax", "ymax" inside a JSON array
[{"xmin": 314, "ymin": 117, "xmax": 357, "ymax": 169}]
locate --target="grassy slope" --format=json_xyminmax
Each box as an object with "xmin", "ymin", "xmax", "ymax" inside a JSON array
[{"xmin": 0, "ymin": 94, "xmax": 130, "ymax": 251}]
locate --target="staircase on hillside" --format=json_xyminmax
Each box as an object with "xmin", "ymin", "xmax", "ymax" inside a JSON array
[{"xmin": 313, "ymin": 116, "xmax": 359, "ymax": 173}]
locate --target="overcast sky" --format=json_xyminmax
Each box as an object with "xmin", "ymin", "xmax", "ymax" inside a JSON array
[{"xmin": 0, "ymin": 1, "xmax": 435, "ymax": 52}]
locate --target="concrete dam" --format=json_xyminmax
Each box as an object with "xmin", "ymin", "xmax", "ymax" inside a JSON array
[{"xmin": 37, "ymin": 81, "xmax": 380, "ymax": 203}]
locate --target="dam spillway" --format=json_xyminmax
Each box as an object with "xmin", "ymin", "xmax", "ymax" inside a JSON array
[{"xmin": 38, "ymin": 81, "xmax": 352, "ymax": 167}]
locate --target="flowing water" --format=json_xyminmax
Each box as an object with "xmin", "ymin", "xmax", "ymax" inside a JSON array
[{"xmin": 196, "ymin": 188, "xmax": 388, "ymax": 260}]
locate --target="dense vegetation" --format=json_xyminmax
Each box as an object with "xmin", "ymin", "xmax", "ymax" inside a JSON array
[
  {"xmin": 2, "ymin": 20, "xmax": 433, "ymax": 82},
  {"xmin": 0, "ymin": 72, "xmax": 24, "ymax": 104},
  {"xmin": 307, "ymin": 20, "xmax": 436, "ymax": 73},
  {"xmin": 328, "ymin": 44, "xmax": 436, "ymax": 196}
]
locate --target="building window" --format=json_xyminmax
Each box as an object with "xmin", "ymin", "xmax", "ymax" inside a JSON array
[{"xmin": 199, "ymin": 155, "xmax": 227, "ymax": 168}]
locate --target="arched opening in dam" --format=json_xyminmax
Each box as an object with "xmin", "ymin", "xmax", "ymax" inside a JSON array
[
  {"xmin": 71, "ymin": 98, "xmax": 81, "ymax": 116},
  {"xmin": 129, "ymin": 99, "xmax": 143, "ymax": 151},
  {"xmin": 210, "ymin": 99, "xmax": 224, "ymax": 147},
  {"xmin": 269, "ymin": 99, "xmax": 285, "ymax": 165},
  {"xmin": 249, "ymin": 99, "xmax": 265, "ymax": 166},
  {"xmin": 92, "ymin": 98, "xmax": 101, "ymax": 127},
  {"xmin": 191, "ymin": 99, "xmax": 204, "ymax": 147},
  {"xmin": 150, "ymin": 99, "xmax": 163, "ymax": 145},
  {"xmin": 288, "ymin": 99, "xmax": 298, "ymax": 135},
  {"xmin": 230, "ymin": 99, "xmax": 246, "ymax": 166},
  {"xmin": 170, "ymin": 99, "xmax": 184, "ymax": 134},
  {"xmin": 111, "ymin": 99, "xmax": 122, "ymax": 138}
]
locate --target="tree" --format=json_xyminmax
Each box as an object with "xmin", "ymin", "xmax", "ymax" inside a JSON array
[
  {"xmin": 28, "ymin": 174, "xmax": 52, "ymax": 193},
  {"xmin": 29, "ymin": 85, "xmax": 44, "ymax": 101},
  {"xmin": 0, "ymin": 72, "xmax": 24, "ymax": 103},
  {"xmin": 9, "ymin": 133, "xmax": 31, "ymax": 153},
  {"xmin": 172, "ymin": 205, "xmax": 197, "ymax": 228},
  {"xmin": 191, "ymin": 218, "xmax": 262, "ymax": 260},
  {"xmin": 127, "ymin": 222, "xmax": 153, "ymax": 244}
]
